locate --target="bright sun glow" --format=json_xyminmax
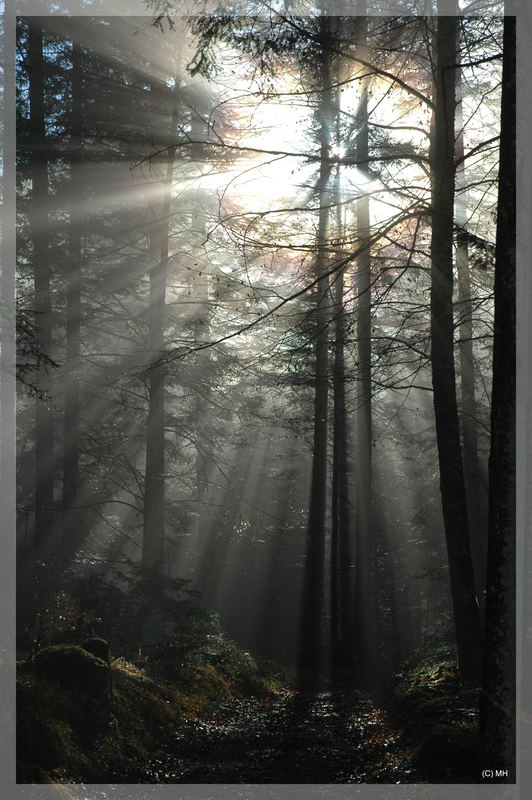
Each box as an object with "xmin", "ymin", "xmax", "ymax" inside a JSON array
[{"xmin": 176, "ymin": 64, "xmax": 432, "ymax": 239}]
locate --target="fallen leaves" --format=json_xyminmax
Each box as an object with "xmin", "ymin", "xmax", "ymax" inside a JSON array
[{"xmin": 129, "ymin": 688, "xmax": 419, "ymax": 783}]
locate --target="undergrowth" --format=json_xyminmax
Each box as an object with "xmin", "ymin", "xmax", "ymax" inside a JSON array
[
  {"xmin": 393, "ymin": 641, "xmax": 480, "ymax": 783},
  {"xmin": 17, "ymin": 628, "xmax": 293, "ymax": 783}
]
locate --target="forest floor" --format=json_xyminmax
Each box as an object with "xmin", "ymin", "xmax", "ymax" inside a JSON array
[
  {"xmin": 17, "ymin": 638, "xmax": 480, "ymax": 785},
  {"xmin": 122, "ymin": 687, "xmax": 420, "ymax": 783}
]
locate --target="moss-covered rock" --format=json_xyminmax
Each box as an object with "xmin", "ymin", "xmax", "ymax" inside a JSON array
[
  {"xmin": 80, "ymin": 637, "xmax": 110, "ymax": 664},
  {"xmin": 29, "ymin": 644, "xmax": 110, "ymax": 692},
  {"xmin": 19, "ymin": 643, "xmax": 114, "ymax": 768},
  {"xmin": 17, "ymin": 671, "xmax": 84, "ymax": 778},
  {"xmin": 17, "ymin": 713, "xmax": 65, "ymax": 770},
  {"xmin": 17, "ymin": 630, "xmax": 291, "ymax": 783}
]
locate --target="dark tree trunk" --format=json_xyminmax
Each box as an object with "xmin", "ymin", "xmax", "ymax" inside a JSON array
[
  {"xmin": 430, "ymin": 13, "xmax": 482, "ymax": 684},
  {"xmin": 299, "ymin": 16, "xmax": 333, "ymax": 677},
  {"xmin": 353, "ymin": 12, "xmax": 378, "ymax": 682},
  {"xmin": 479, "ymin": 15, "xmax": 516, "ymax": 781},
  {"xmin": 62, "ymin": 37, "xmax": 83, "ymax": 554},
  {"xmin": 331, "ymin": 262, "xmax": 353, "ymax": 670},
  {"xmin": 142, "ymin": 86, "xmax": 177, "ymax": 569},
  {"xmin": 455, "ymin": 42, "xmax": 487, "ymax": 626},
  {"xmin": 330, "ymin": 54, "xmax": 353, "ymax": 671},
  {"xmin": 29, "ymin": 21, "xmax": 54, "ymax": 553},
  {"xmin": 190, "ymin": 103, "xmax": 210, "ymax": 498}
]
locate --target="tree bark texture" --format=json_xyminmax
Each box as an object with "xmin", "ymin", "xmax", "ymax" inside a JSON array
[
  {"xmin": 353, "ymin": 12, "xmax": 378, "ymax": 681},
  {"xmin": 299, "ymin": 16, "xmax": 333, "ymax": 677},
  {"xmin": 430, "ymin": 13, "xmax": 482, "ymax": 684},
  {"xmin": 330, "ymin": 52, "xmax": 353, "ymax": 670},
  {"xmin": 480, "ymin": 15, "xmax": 516, "ymax": 781},
  {"xmin": 29, "ymin": 21, "xmax": 54, "ymax": 553},
  {"xmin": 331, "ymin": 261, "xmax": 353, "ymax": 669},
  {"xmin": 62, "ymin": 37, "xmax": 83, "ymax": 555},
  {"xmin": 142, "ymin": 84, "xmax": 178, "ymax": 568},
  {"xmin": 455, "ymin": 45, "xmax": 487, "ymax": 624},
  {"xmin": 190, "ymin": 103, "xmax": 211, "ymax": 497}
]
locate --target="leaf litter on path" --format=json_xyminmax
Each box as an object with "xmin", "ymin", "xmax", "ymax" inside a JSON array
[{"xmin": 127, "ymin": 688, "xmax": 420, "ymax": 783}]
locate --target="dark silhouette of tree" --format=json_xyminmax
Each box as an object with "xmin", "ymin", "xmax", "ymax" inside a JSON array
[
  {"xmin": 352, "ymin": 10, "xmax": 378, "ymax": 684},
  {"xmin": 429, "ymin": 11, "xmax": 482, "ymax": 684},
  {"xmin": 480, "ymin": 13, "xmax": 516, "ymax": 781},
  {"xmin": 61, "ymin": 36, "xmax": 83, "ymax": 552},
  {"xmin": 330, "ymin": 78, "xmax": 353, "ymax": 670},
  {"xmin": 455, "ymin": 18, "xmax": 489, "ymax": 627},
  {"xmin": 299, "ymin": 14, "xmax": 334, "ymax": 677},
  {"xmin": 28, "ymin": 19, "xmax": 54, "ymax": 554},
  {"xmin": 142, "ymin": 78, "xmax": 179, "ymax": 569}
]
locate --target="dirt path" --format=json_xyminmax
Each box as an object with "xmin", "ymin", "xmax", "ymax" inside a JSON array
[{"xmin": 126, "ymin": 689, "xmax": 420, "ymax": 783}]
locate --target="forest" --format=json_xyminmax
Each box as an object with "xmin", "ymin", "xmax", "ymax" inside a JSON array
[{"xmin": 13, "ymin": 0, "xmax": 515, "ymax": 786}]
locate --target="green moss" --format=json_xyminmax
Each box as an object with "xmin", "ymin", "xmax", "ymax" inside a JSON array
[
  {"xmin": 16, "ymin": 672, "xmax": 89, "ymax": 780},
  {"xmin": 191, "ymin": 663, "xmax": 233, "ymax": 698},
  {"xmin": 109, "ymin": 660, "xmax": 185, "ymax": 758},
  {"xmin": 17, "ymin": 715, "xmax": 63, "ymax": 769},
  {"xmin": 393, "ymin": 642, "xmax": 480, "ymax": 783},
  {"xmin": 81, "ymin": 637, "xmax": 110, "ymax": 664},
  {"xmin": 180, "ymin": 633, "xmax": 279, "ymax": 699},
  {"xmin": 17, "ymin": 673, "xmax": 70, "ymax": 759},
  {"xmin": 17, "ymin": 643, "xmax": 116, "ymax": 782},
  {"xmin": 17, "ymin": 627, "xmax": 291, "ymax": 783},
  {"xmin": 29, "ymin": 644, "xmax": 110, "ymax": 692},
  {"xmin": 398, "ymin": 643, "xmax": 458, "ymax": 697}
]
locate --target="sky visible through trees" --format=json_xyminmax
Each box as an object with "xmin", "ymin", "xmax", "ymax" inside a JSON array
[{"xmin": 11, "ymin": 1, "xmax": 516, "ymax": 785}]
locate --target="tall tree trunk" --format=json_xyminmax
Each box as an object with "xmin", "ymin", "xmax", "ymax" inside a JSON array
[
  {"xmin": 430, "ymin": 12, "xmax": 482, "ymax": 683},
  {"xmin": 299, "ymin": 15, "xmax": 333, "ymax": 677},
  {"xmin": 190, "ymin": 103, "xmax": 210, "ymax": 497},
  {"xmin": 480, "ymin": 15, "xmax": 516, "ymax": 781},
  {"xmin": 353, "ymin": 10, "xmax": 378, "ymax": 682},
  {"xmin": 29, "ymin": 21, "xmax": 54, "ymax": 554},
  {"xmin": 6, "ymin": 6, "xmax": 20, "ymax": 646},
  {"xmin": 455, "ymin": 36, "xmax": 487, "ymax": 625},
  {"xmin": 142, "ymin": 85, "xmax": 178, "ymax": 569},
  {"xmin": 330, "ymin": 75, "xmax": 353, "ymax": 669},
  {"xmin": 62, "ymin": 37, "xmax": 83, "ymax": 554},
  {"xmin": 331, "ymin": 259, "xmax": 353, "ymax": 670}
]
